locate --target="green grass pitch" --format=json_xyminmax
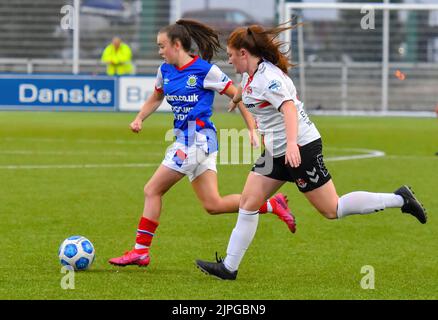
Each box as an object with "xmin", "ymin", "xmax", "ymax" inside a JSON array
[{"xmin": 0, "ymin": 111, "xmax": 437, "ymax": 299}]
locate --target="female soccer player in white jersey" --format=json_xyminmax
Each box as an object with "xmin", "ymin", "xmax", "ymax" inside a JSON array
[
  {"xmin": 109, "ymin": 20, "xmax": 296, "ymax": 267},
  {"xmin": 196, "ymin": 23, "xmax": 427, "ymax": 280}
]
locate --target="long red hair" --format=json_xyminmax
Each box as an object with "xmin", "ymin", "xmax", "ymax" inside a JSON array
[{"xmin": 227, "ymin": 23, "xmax": 298, "ymax": 73}]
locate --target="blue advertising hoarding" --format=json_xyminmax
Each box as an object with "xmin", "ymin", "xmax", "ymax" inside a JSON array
[{"xmin": 0, "ymin": 75, "xmax": 117, "ymax": 110}]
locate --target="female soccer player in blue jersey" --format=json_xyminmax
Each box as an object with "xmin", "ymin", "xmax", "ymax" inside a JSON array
[
  {"xmin": 196, "ymin": 23, "xmax": 428, "ymax": 280},
  {"xmin": 109, "ymin": 20, "xmax": 296, "ymax": 267}
]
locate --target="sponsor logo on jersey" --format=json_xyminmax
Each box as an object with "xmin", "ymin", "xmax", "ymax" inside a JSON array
[
  {"xmin": 245, "ymin": 103, "xmax": 255, "ymax": 109},
  {"xmin": 186, "ymin": 75, "xmax": 198, "ymax": 88},
  {"xmin": 268, "ymin": 79, "xmax": 282, "ymax": 92},
  {"xmin": 245, "ymin": 86, "xmax": 253, "ymax": 94},
  {"xmin": 171, "ymin": 105, "xmax": 193, "ymax": 113},
  {"xmin": 166, "ymin": 94, "xmax": 199, "ymax": 103}
]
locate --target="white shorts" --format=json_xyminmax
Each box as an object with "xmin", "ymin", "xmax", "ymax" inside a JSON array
[{"xmin": 161, "ymin": 142, "xmax": 217, "ymax": 182}]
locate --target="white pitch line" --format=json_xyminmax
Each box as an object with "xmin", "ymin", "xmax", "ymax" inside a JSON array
[
  {"xmin": 325, "ymin": 148, "xmax": 385, "ymax": 162},
  {"xmin": 0, "ymin": 137, "xmax": 167, "ymax": 145},
  {"xmin": 230, "ymin": 147, "xmax": 385, "ymax": 163},
  {"xmin": 0, "ymin": 148, "xmax": 386, "ymax": 170},
  {"xmin": 0, "ymin": 150, "xmax": 163, "ymax": 156},
  {"xmin": 0, "ymin": 163, "xmax": 158, "ymax": 170},
  {"xmin": 0, "ymin": 150, "xmax": 130, "ymax": 156},
  {"xmin": 0, "ymin": 138, "xmax": 386, "ymax": 161}
]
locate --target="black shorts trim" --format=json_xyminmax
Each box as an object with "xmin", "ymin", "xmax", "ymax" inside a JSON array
[{"xmin": 251, "ymin": 138, "xmax": 331, "ymax": 193}]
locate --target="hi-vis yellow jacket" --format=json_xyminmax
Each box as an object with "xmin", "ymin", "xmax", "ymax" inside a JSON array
[{"xmin": 101, "ymin": 42, "xmax": 133, "ymax": 76}]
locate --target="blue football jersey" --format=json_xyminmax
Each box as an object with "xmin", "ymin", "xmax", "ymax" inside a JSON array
[{"xmin": 155, "ymin": 56, "xmax": 232, "ymax": 153}]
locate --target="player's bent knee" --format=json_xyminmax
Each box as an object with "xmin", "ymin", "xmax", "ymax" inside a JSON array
[
  {"xmin": 205, "ymin": 207, "xmax": 219, "ymax": 215},
  {"xmin": 202, "ymin": 200, "xmax": 222, "ymax": 215},
  {"xmin": 318, "ymin": 208, "xmax": 338, "ymax": 220},
  {"xmin": 326, "ymin": 212, "xmax": 338, "ymax": 220},
  {"xmin": 239, "ymin": 195, "xmax": 264, "ymax": 212}
]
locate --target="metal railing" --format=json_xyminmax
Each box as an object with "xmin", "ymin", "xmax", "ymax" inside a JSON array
[
  {"xmin": 281, "ymin": 1, "xmax": 438, "ymax": 114},
  {"xmin": 2, "ymin": 57, "xmax": 437, "ymax": 113},
  {"xmin": 0, "ymin": 58, "xmax": 233, "ymax": 75}
]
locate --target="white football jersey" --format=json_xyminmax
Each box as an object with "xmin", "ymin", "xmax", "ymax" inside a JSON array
[{"xmin": 241, "ymin": 60, "xmax": 321, "ymax": 157}]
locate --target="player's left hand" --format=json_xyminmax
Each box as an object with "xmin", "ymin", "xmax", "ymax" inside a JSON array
[
  {"xmin": 227, "ymin": 100, "xmax": 238, "ymax": 112},
  {"xmin": 285, "ymin": 143, "xmax": 301, "ymax": 168}
]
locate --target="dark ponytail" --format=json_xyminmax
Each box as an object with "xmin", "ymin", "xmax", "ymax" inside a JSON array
[
  {"xmin": 227, "ymin": 22, "xmax": 299, "ymax": 73},
  {"xmin": 159, "ymin": 19, "xmax": 221, "ymax": 62}
]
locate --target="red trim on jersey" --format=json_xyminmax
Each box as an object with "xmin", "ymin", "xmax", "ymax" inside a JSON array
[
  {"xmin": 176, "ymin": 55, "xmax": 199, "ymax": 71},
  {"xmin": 154, "ymin": 86, "xmax": 163, "ymax": 93},
  {"xmin": 243, "ymin": 74, "xmax": 254, "ymax": 92},
  {"xmin": 196, "ymin": 118, "xmax": 205, "ymax": 128},
  {"xmin": 258, "ymin": 101, "xmax": 271, "ymax": 109},
  {"xmin": 219, "ymin": 80, "xmax": 233, "ymax": 95}
]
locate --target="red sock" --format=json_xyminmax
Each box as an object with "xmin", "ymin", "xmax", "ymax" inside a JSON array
[
  {"xmin": 259, "ymin": 199, "xmax": 274, "ymax": 214},
  {"xmin": 134, "ymin": 217, "xmax": 158, "ymax": 253}
]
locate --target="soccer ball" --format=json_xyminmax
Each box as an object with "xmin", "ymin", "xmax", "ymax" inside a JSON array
[{"xmin": 58, "ymin": 236, "xmax": 95, "ymax": 271}]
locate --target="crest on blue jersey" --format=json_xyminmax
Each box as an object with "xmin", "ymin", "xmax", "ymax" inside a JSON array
[{"xmin": 186, "ymin": 75, "xmax": 198, "ymax": 88}]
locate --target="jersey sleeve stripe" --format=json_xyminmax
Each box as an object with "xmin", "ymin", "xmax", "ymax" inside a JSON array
[
  {"xmin": 259, "ymin": 101, "xmax": 271, "ymax": 108},
  {"xmin": 219, "ymin": 80, "xmax": 233, "ymax": 95}
]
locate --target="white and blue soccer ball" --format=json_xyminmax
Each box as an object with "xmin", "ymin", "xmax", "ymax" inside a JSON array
[{"xmin": 58, "ymin": 236, "xmax": 95, "ymax": 271}]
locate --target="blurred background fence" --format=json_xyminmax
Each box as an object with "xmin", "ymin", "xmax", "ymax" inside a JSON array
[{"xmin": 0, "ymin": 0, "xmax": 437, "ymax": 114}]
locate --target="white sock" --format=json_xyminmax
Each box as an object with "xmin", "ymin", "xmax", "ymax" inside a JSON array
[
  {"xmin": 223, "ymin": 208, "xmax": 259, "ymax": 272},
  {"xmin": 266, "ymin": 200, "xmax": 273, "ymax": 213},
  {"xmin": 337, "ymin": 191, "xmax": 404, "ymax": 219},
  {"xmin": 134, "ymin": 244, "xmax": 148, "ymax": 250}
]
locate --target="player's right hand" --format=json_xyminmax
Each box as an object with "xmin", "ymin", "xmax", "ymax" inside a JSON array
[
  {"xmin": 130, "ymin": 118, "xmax": 143, "ymax": 133},
  {"xmin": 285, "ymin": 143, "xmax": 301, "ymax": 168},
  {"xmin": 249, "ymin": 129, "xmax": 260, "ymax": 148}
]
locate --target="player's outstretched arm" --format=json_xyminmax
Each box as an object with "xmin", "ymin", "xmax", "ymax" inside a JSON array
[
  {"xmin": 227, "ymin": 84, "xmax": 242, "ymax": 112},
  {"xmin": 237, "ymin": 102, "xmax": 259, "ymax": 147},
  {"xmin": 224, "ymin": 84, "xmax": 259, "ymax": 147},
  {"xmin": 130, "ymin": 89, "xmax": 165, "ymax": 133}
]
